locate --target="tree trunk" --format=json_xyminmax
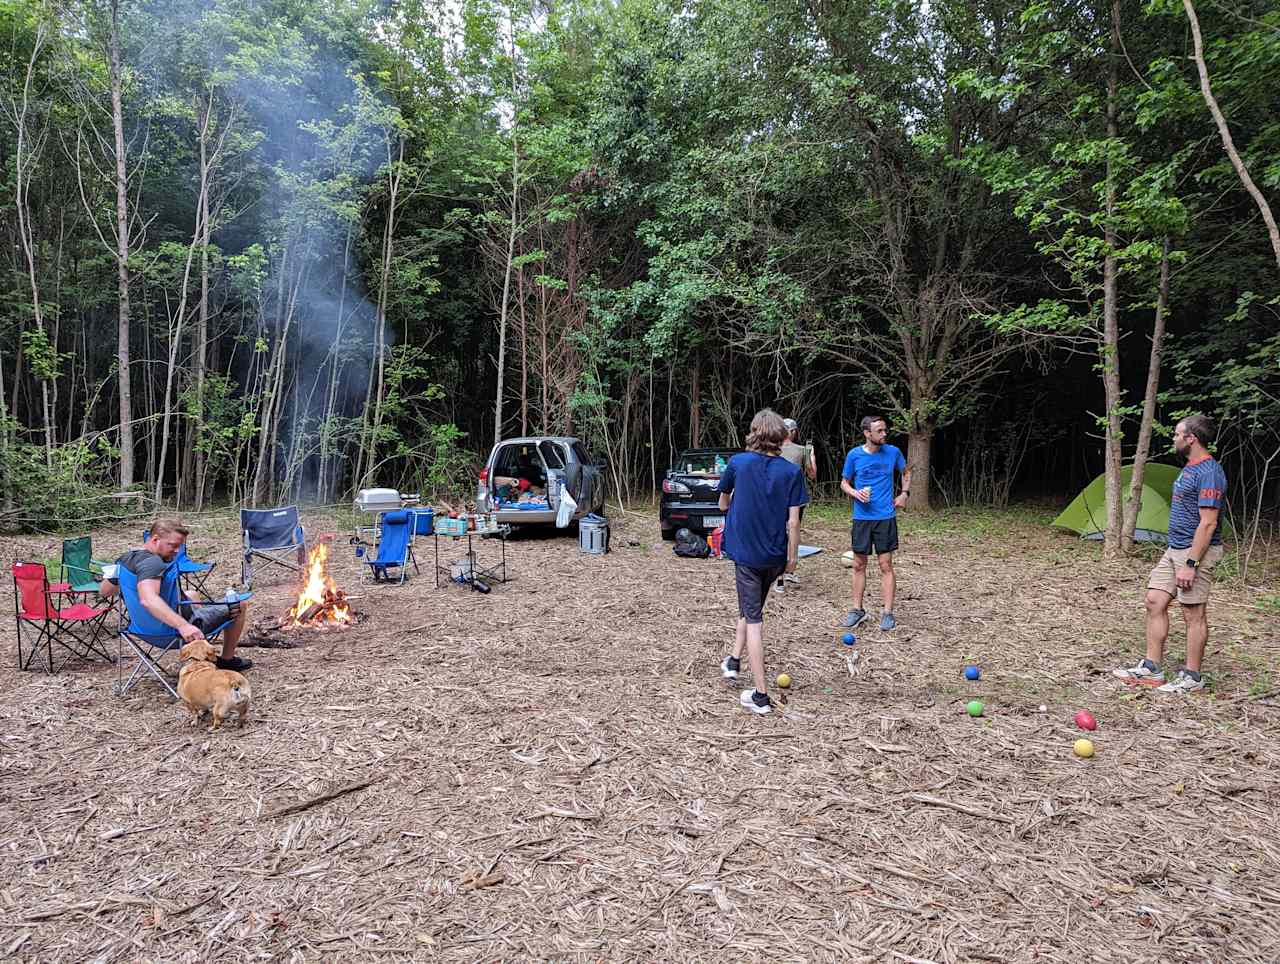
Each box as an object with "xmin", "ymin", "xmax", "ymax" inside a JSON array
[
  {"xmin": 109, "ymin": 0, "xmax": 135, "ymax": 491},
  {"xmin": 189, "ymin": 94, "xmax": 213, "ymax": 509},
  {"xmin": 906, "ymin": 428, "xmax": 933, "ymax": 512},
  {"xmin": 1122, "ymin": 237, "xmax": 1171, "ymax": 551},
  {"xmin": 10, "ymin": 19, "xmax": 55, "ymax": 467},
  {"xmin": 1182, "ymin": 0, "xmax": 1280, "ymax": 272},
  {"xmin": 690, "ymin": 351, "xmax": 701, "ymax": 449},
  {"xmin": 518, "ymin": 263, "xmax": 528, "ymax": 436},
  {"xmin": 358, "ymin": 133, "xmax": 403, "ymax": 490},
  {"xmin": 493, "ymin": 146, "xmax": 518, "ymax": 447},
  {"xmin": 1101, "ymin": 0, "xmax": 1125, "ymax": 558}
]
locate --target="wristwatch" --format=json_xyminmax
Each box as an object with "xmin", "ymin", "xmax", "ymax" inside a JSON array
[{"xmin": 1185, "ymin": 558, "xmax": 1198, "ymax": 569}]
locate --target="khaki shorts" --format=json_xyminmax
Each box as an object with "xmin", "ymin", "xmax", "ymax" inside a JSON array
[{"xmin": 1148, "ymin": 545, "xmax": 1224, "ymax": 606}]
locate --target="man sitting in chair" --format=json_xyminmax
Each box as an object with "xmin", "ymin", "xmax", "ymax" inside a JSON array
[{"xmin": 100, "ymin": 518, "xmax": 253, "ymax": 672}]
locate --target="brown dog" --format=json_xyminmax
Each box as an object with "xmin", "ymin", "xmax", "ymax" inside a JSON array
[{"xmin": 177, "ymin": 639, "xmax": 251, "ymax": 730}]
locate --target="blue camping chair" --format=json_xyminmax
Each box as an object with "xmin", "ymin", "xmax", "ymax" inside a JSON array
[
  {"xmin": 143, "ymin": 529, "xmax": 216, "ymax": 596},
  {"xmin": 363, "ymin": 510, "xmax": 418, "ymax": 584},
  {"xmin": 241, "ymin": 506, "xmax": 307, "ymax": 588},
  {"xmin": 114, "ymin": 562, "xmax": 242, "ymax": 699}
]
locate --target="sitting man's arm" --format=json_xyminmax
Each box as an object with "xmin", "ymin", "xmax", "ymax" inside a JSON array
[
  {"xmin": 98, "ymin": 578, "xmax": 119, "ymax": 600},
  {"xmin": 137, "ymin": 578, "xmax": 204, "ymax": 642}
]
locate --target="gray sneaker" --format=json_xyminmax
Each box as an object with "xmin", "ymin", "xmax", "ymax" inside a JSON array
[
  {"xmin": 1112, "ymin": 658, "xmax": 1165, "ymax": 686},
  {"xmin": 1156, "ymin": 669, "xmax": 1205, "ymax": 694},
  {"xmin": 720, "ymin": 655, "xmax": 740, "ymax": 680},
  {"xmin": 879, "ymin": 611, "xmax": 897, "ymax": 631},
  {"xmin": 842, "ymin": 609, "xmax": 868, "ymax": 629}
]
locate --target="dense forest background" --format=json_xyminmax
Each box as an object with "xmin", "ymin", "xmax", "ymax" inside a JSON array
[{"xmin": 1, "ymin": 0, "xmax": 1277, "ymax": 546}]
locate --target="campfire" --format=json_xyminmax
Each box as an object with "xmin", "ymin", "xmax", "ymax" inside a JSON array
[{"xmin": 286, "ymin": 544, "xmax": 353, "ymax": 627}]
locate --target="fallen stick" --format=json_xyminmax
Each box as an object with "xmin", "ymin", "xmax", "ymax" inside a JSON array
[
  {"xmin": 266, "ymin": 778, "xmax": 379, "ymax": 819},
  {"xmin": 908, "ymin": 793, "xmax": 1014, "ymax": 825}
]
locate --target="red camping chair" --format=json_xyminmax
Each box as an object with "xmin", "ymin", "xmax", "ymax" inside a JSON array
[{"xmin": 12, "ymin": 562, "xmax": 113, "ymax": 673}]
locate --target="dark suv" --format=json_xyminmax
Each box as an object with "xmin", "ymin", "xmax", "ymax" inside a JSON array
[{"xmin": 659, "ymin": 448, "xmax": 742, "ymax": 540}]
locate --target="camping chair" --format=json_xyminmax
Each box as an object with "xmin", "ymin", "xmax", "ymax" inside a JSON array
[
  {"xmin": 12, "ymin": 562, "xmax": 113, "ymax": 673},
  {"xmin": 143, "ymin": 529, "xmax": 216, "ymax": 596},
  {"xmin": 60, "ymin": 536, "xmax": 112, "ymax": 598},
  {"xmin": 364, "ymin": 510, "xmax": 418, "ymax": 584},
  {"xmin": 114, "ymin": 562, "xmax": 237, "ymax": 699},
  {"xmin": 241, "ymin": 506, "xmax": 307, "ymax": 588}
]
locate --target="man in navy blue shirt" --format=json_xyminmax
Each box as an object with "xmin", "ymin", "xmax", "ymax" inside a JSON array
[
  {"xmin": 840, "ymin": 415, "xmax": 911, "ymax": 631},
  {"xmin": 717, "ymin": 409, "xmax": 808, "ymax": 715},
  {"xmin": 1114, "ymin": 415, "xmax": 1228, "ymax": 694}
]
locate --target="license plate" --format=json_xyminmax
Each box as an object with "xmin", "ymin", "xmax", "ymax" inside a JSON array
[{"xmin": 703, "ymin": 515, "xmax": 724, "ymax": 528}]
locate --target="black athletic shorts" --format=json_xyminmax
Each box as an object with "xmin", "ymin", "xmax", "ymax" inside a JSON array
[
  {"xmin": 734, "ymin": 563, "xmax": 784, "ymax": 624},
  {"xmin": 851, "ymin": 517, "xmax": 899, "ymax": 556}
]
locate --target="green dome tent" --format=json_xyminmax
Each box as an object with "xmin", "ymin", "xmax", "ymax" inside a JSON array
[{"xmin": 1052, "ymin": 463, "xmax": 1180, "ymax": 542}]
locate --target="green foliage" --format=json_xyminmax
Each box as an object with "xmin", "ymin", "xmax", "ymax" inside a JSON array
[{"xmin": 2, "ymin": 437, "xmax": 137, "ymax": 531}]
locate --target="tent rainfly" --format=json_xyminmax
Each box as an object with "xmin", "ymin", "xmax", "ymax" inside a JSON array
[{"xmin": 1052, "ymin": 463, "xmax": 1181, "ymax": 542}]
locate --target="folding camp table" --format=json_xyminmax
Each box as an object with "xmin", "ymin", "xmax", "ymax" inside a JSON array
[{"xmin": 434, "ymin": 524, "xmax": 511, "ymax": 590}]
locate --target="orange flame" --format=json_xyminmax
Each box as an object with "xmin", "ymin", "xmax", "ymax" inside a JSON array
[{"xmin": 286, "ymin": 544, "xmax": 352, "ymax": 626}]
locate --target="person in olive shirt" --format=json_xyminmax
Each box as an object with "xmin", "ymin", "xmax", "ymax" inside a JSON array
[
  {"xmin": 775, "ymin": 417, "xmax": 817, "ymax": 594},
  {"xmin": 100, "ymin": 518, "xmax": 253, "ymax": 671}
]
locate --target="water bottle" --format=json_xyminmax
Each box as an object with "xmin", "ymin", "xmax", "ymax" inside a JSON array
[{"xmin": 224, "ymin": 587, "xmax": 240, "ymax": 614}]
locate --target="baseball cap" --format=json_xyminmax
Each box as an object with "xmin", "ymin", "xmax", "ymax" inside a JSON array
[{"xmin": 783, "ymin": 418, "xmax": 798, "ymax": 431}]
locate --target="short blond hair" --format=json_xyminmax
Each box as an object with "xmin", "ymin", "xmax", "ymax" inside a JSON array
[{"xmin": 149, "ymin": 517, "xmax": 191, "ymax": 539}]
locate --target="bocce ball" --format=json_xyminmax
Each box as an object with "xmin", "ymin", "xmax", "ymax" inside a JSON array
[
  {"xmin": 964, "ymin": 666, "xmax": 980, "ymax": 681},
  {"xmin": 1074, "ymin": 738, "xmax": 1095, "ymax": 758},
  {"xmin": 966, "ymin": 700, "xmax": 984, "ymax": 717},
  {"xmin": 777, "ymin": 673, "xmax": 791, "ymax": 689},
  {"xmin": 842, "ymin": 633, "xmax": 855, "ymax": 646},
  {"xmin": 1074, "ymin": 710, "xmax": 1098, "ymax": 731}
]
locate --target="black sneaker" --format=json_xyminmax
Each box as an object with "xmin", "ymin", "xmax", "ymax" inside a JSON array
[
  {"xmin": 216, "ymin": 655, "xmax": 253, "ymax": 672},
  {"xmin": 739, "ymin": 689, "xmax": 773, "ymax": 715},
  {"xmin": 721, "ymin": 655, "xmax": 740, "ymax": 680}
]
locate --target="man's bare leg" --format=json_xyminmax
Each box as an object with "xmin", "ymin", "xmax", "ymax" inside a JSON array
[
  {"xmin": 744, "ymin": 621, "xmax": 767, "ymax": 695},
  {"xmin": 1144, "ymin": 590, "xmax": 1172, "ymax": 667},
  {"xmin": 1182, "ymin": 602, "xmax": 1208, "ymax": 672},
  {"xmin": 222, "ymin": 604, "xmax": 249, "ymax": 660},
  {"xmin": 850, "ymin": 554, "xmax": 868, "ymax": 611},
  {"xmin": 879, "ymin": 552, "xmax": 896, "ymax": 612},
  {"xmin": 732, "ymin": 616, "xmax": 748, "ymax": 662}
]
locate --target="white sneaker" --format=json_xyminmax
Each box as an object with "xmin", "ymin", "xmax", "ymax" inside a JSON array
[
  {"xmin": 1157, "ymin": 670, "xmax": 1205, "ymax": 694},
  {"xmin": 740, "ymin": 689, "xmax": 772, "ymax": 715},
  {"xmin": 1112, "ymin": 659, "xmax": 1165, "ymax": 686},
  {"xmin": 784, "ymin": 572, "xmax": 799, "ymax": 585},
  {"xmin": 773, "ymin": 579, "xmax": 785, "ymax": 595},
  {"xmin": 720, "ymin": 656, "xmax": 739, "ymax": 680}
]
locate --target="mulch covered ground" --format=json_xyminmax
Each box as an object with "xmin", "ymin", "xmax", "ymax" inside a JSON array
[{"xmin": 1, "ymin": 504, "xmax": 1278, "ymax": 962}]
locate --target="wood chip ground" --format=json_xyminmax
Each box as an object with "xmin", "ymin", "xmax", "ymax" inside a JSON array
[{"xmin": 1, "ymin": 505, "xmax": 1278, "ymax": 962}]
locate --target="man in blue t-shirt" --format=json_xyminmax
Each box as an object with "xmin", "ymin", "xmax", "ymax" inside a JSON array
[
  {"xmin": 716, "ymin": 409, "xmax": 809, "ymax": 716},
  {"xmin": 840, "ymin": 415, "xmax": 911, "ymax": 631},
  {"xmin": 1114, "ymin": 415, "xmax": 1228, "ymax": 694}
]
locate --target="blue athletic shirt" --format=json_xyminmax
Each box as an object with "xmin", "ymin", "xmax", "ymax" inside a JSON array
[
  {"xmin": 842, "ymin": 444, "xmax": 906, "ymax": 521},
  {"xmin": 717, "ymin": 452, "xmax": 809, "ymax": 568},
  {"xmin": 1167, "ymin": 455, "xmax": 1226, "ymax": 549}
]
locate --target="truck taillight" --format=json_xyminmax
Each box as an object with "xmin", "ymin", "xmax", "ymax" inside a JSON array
[
  {"xmin": 479, "ymin": 467, "xmax": 489, "ymax": 483},
  {"xmin": 662, "ymin": 479, "xmax": 691, "ymax": 495}
]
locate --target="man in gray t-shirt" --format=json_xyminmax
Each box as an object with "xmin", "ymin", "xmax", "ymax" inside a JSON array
[
  {"xmin": 776, "ymin": 418, "xmax": 817, "ymax": 593},
  {"xmin": 100, "ymin": 520, "xmax": 253, "ymax": 672}
]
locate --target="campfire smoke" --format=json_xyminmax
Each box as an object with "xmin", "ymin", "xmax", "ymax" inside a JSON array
[{"xmin": 286, "ymin": 544, "xmax": 353, "ymax": 627}]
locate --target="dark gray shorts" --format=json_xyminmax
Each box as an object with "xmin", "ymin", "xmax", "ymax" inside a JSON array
[
  {"xmin": 852, "ymin": 518, "xmax": 899, "ymax": 556},
  {"xmin": 189, "ymin": 604, "xmax": 235, "ymax": 633},
  {"xmin": 735, "ymin": 563, "xmax": 784, "ymax": 624}
]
